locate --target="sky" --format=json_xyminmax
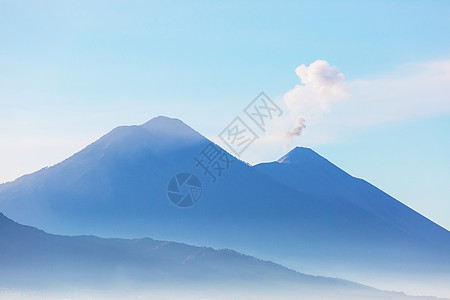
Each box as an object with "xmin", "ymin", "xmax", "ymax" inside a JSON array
[{"xmin": 0, "ymin": 0, "xmax": 449, "ymax": 229}]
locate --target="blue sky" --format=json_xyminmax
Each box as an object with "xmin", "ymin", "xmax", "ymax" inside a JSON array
[{"xmin": 0, "ymin": 1, "xmax": 449, "ymax": 229}]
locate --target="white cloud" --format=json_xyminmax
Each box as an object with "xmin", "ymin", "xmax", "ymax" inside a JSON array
[
  {"xmin": 241, "ymin": 59, "xmax": 450, "ymax": 164},
  {"xmin": 277, "ymin": 60, "xmax": 348, "ymax": 149},
  {"xmin": 284, "ymin": 59, "xmax": 348, "ymax": 113},
  {"xmin": 283, "ymin": 59, "xmax": 450, "ymax": 144}
]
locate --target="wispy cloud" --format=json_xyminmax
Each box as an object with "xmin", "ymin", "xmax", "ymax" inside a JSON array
[
  {"xmin": 281, "ymin": 60, "xmax": 348, "ymax": 147},
  {"xmin": 345, "ymin": 60, "xmax": 450, "ymax": 126},
  {"xmin": 242, "ymin": 59, "xmax": 450, "ymax": 164},
  {"xmin": 283, "ymin": 59, "xmax": 450, "ymax": 145}
]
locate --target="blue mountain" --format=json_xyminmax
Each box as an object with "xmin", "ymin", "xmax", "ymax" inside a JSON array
[
  {"xmin": 0, "ymin": 212, "xmax": 446, "ymax": 300},
  {"xmin": 0, "ymin": 116, "xmax": 448, "ymax": 296}
]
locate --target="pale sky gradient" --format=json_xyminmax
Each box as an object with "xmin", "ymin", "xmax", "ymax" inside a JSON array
[{"xmin": 0, "ymin": 0, "xmax": 449, "ymax": 229}]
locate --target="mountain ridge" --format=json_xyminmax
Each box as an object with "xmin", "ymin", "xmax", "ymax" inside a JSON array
[
  {"xmin": 0, "ymin": 115, "xmax": 449, "ymax": 296},
  {"xmin": 1, "ymin": 211, "xmax": 447, "ymax": 300}
]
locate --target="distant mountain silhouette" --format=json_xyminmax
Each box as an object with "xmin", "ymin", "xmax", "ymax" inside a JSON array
[
  {"xmin": 1, "ymin": 212, "xmax": 446, "ymax": 300},
  {"xmin": 0, "ymin": 116, "xmax": 449, "ymax": 296}
]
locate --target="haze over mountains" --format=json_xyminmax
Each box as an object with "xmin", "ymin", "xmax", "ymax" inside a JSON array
[
  {"xmin": 0, "ymin": 116, "xmax": 449, "ymax": 297},
  {"xmin": 2, "ymin": 212, "xmax": 446, "ymax": 300}
]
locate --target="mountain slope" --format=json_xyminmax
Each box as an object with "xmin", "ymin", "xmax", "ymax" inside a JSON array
[
  {"xmin": 0, "ymin": 116, "xmax": 449, "ymax": 296},
  {"xmin": 0, "ymin": 212, "xmax": 445, "ymax": 300},
  {"xmin": 254, "ymin": 147, "xmax": 450, "ymax": 249},
  {"xmin": 0, "ymin": 211, "xmax": 316, "ymax": 287},
  {"xmin": 254, "ymin": 146, "xmax": 450, "ymax": 293}
]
